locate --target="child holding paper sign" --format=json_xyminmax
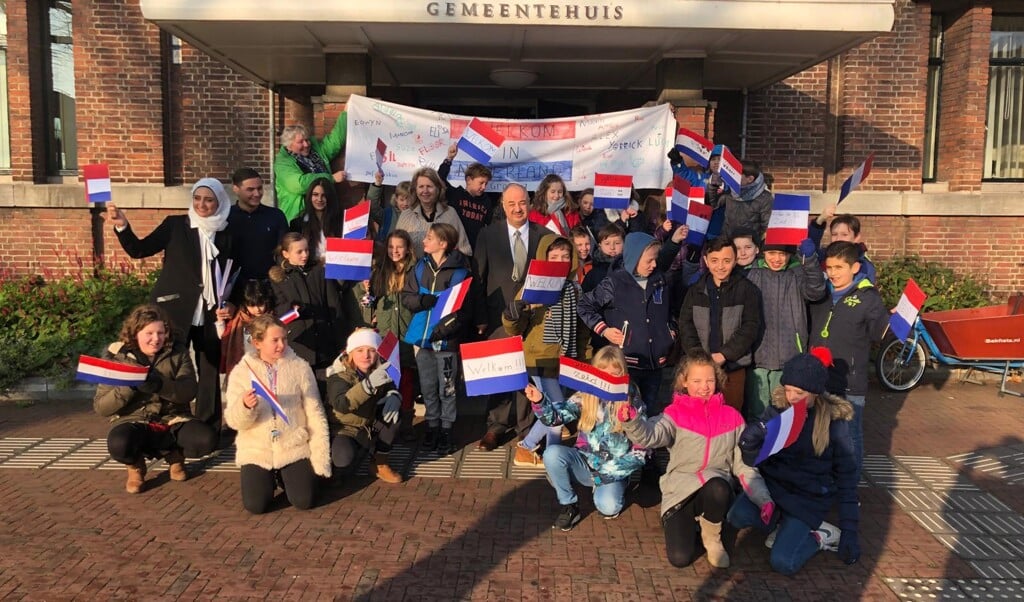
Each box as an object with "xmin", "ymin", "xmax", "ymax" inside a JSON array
[
  {"xmin": 502, "ymin": 234, "xmax": 590, "ymax": 467},
  {"xmin": 225, "ymin": 314, "xmax": 332, "ymax": 514},
  {"xmin": 618, "ymin": 348, "xmax": 773, "ymax": 569},
  {"xmin": 524, "ymin": 346, "xmax": 647, "ymax": 530}
]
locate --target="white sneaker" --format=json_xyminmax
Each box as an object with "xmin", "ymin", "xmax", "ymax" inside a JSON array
[
  {"xmin": 813, "ymin": 521, "xmax": 841, "ymax": 552},
  {"xmin": 765, "ymin": 527, "xmax": 778, "ymax": 549}
]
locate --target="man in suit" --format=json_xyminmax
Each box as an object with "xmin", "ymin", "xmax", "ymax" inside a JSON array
[{"xmin": 472, "ymin": 183, "xmax": 545, "ymax": 450}]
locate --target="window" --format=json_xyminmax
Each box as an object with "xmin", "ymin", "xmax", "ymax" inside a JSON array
[
  {"xmin": 923, "ymin": 14, "xmax": 942, "ymax": 181},
  {"xmin": 984, "ymin": 16, "xmax": 1024, "ymax": 180},
  {"xmin": 44, "ymin": 0, "xmax": 76, "ymax": 175},
  {"xmin": 0, "ymin": 1, "xmax": 10, "ymax": 169}
]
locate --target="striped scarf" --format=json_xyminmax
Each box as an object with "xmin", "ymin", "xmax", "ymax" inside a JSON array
[
  {"xmin": 288, "ymin": 147, "xmax": 331, "ymax": 177},
  {"xmin": 542, "ymin": 280, "xmax": 580, "ymax": 358}
]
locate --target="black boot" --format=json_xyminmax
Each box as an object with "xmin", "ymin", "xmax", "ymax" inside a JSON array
[
  {"xmin": 437, "ymin": 428, "xmax": 456, "ymax": 456},
  {"xmin": 423, "ymin": 427, "xmax": 439, "ymax": 451}
]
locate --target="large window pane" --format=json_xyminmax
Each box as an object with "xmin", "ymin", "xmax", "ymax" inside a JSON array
[
  {"xmin": 923, "ymin": 14, "xmax": 942, "ymax": 181},
  {"xmin": 984, "ymin": 16, "xmax": 1024, "ymax": 180},
  {"xmin": 46, "ymin": 0, "xmax": 76, "ymax": 175},
  {"xmin": 0, "ymin": 1, "xmax": 9, "ymax": 169}
]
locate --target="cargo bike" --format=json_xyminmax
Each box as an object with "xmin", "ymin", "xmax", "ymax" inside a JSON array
[{"xmin": 875, "ymin": 294, "xmax": 1024, "ymax": 397}]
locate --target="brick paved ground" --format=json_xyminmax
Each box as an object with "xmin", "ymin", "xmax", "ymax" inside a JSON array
[{"xmin": 0, "ymin": 368, "xmax": 1021, "ymax": 600}]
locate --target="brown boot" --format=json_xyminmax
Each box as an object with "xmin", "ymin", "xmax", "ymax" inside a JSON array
[
  {"xmin": 698, "ymin": 516, "xmax": 730, "ymax": 568},
  {"xmin": 370, "ymin": 453, "xmax": 403, "ymax": 484},
  {"xmin": 165, "ymin": 449, "xmax": 188, "ymax": 482},
  {"xmin": 125, "ymin": 460, "xmax": 146, "ymax": 494}
]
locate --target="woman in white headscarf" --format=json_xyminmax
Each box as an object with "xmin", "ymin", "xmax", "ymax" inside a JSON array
[{"xmin": 107, "ymin": 178, "xmax": 238, "ymax": 434}]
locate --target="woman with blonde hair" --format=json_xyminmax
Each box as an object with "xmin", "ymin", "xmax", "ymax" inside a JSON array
[
  {"xmin": 395, "ymin": 167, "xmax": 471, "ymax": 258},
  {"xmin": 523, "ymin": 345, "xmax": 647, "ymax": 531}
]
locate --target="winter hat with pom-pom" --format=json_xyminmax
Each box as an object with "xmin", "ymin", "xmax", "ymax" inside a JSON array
[{"xmin": 781, "ymin": 347, "xmax": 833, "ymax": 394}]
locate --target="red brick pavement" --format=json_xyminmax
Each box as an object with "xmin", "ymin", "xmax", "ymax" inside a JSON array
[{"xmin": 0, "ymin": 371, "xmax": 1020, "ymax": 600}]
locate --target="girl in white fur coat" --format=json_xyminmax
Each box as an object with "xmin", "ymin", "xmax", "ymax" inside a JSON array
[{"xmin": 226, "ymin": 314, "xmax": 331, "ymax": 514}]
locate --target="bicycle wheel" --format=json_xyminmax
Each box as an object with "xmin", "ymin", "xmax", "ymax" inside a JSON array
[{"xmin": 876, "ymin": 336, "xmax": 928, "ymax": 392}]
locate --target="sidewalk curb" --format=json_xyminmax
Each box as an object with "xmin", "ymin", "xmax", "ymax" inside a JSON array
[{"xmin": 0, "ymin": 377, "xmax": 95, "ymax": 403}]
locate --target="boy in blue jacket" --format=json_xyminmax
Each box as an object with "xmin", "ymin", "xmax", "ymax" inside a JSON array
[{"xmin": 809, "ymin": 204, "xmax": 877, "ymax": 284}]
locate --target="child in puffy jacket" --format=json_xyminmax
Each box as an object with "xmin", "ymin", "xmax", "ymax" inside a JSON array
[{"xmin": 619, "ymin": 348, "xmax": 773, "ymax": 569}]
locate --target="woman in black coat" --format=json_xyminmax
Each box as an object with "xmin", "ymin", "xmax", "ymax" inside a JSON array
[{"xmin": 107, "ymin": 178, "xmax": 237, "ymax": 434}]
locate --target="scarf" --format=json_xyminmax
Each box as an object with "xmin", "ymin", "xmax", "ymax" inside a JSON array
[
  {"xmin": 287, "ymin": 147, "xmax": 331, "ymax": 176},
  {"xmin": 543, "ymin": 280, "xmax": 580, "ymax": 358},
  {"xmin": 188, "ymin": 178, "xmax": 231, "ymax": 313},
  {"xmin": 220, "ymin": 310, "xmax": 257, "ymax": 375},
  {"xmin": 738, "ymin": 173, "xmax": 767, "ymax": 202}
]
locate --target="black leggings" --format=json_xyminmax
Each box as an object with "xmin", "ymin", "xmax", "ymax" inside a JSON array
[
  {"xmin": 239, "ymin": 459, "xmax": 317, "ymax": 515},
  {"xmin": 662, "ymin": 477, "xmax": 735, "ymax": 568},
  {"xmin": 188, "ymin": 321, "xmax": 222, "ymax": 432},
  {"xmin": 331, "ymin": 418, "xmax": 400, "ymax": 470},
  {"xmin": 107, "ymin": 420, "xmax": 218, "ymax": 464}
]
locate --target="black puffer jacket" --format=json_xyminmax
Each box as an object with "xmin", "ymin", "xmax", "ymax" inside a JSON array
[
  {"xmin": 679, "ymin": 269, "xmax": 762, "ymax": 370},
  {"xmin": 269, "ymin": 262, "xmax": 344, "ymax": 371}
]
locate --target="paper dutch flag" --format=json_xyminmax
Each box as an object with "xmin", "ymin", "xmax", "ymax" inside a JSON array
[
  {"xmin": 76, "ymin": 355, "xmax": 149, "ymax": 387},
  {"xmin": 753, "ymin": 402, "xmax": 809, "ymax": 465},
  {"xmin": 558, "ymin": 357, "xmax": 630, "ymax": 401},
  {"xmin": 279, "ymin": 307, "xmax": 301, "ymax": 325},
  {"xmin": 461, "ymin": 336, "xmax": 528, "ymax": 396},
  {"xmin": 718, "ymin": 146, "xmax": 743, "ymax": 196},
  {"xmin": 675, "ymin": 128, "xmax": 713, "ymax": 168},
  {"xmin": 378, "ymin": 331, "xmax": 402, "ymax": 387},
  {"xmin": 838, "ymin": 154, "xmax": 875, "ymax": 204},
  {"xmin": 457, "ymin": 117, "xmax": 505, "ymax": 164},
  {"xmin": 342, "ymin": 201, "xmax": 371, "ymax": 240},
  {"xmin": 764, "ymin": 194, "xmax": 811, "ymax": 246},
  {"xmin": 375, "ymin": 138, "xmax": 387, "ymax": 171},
  {"xmin": 593, "ymin": 173, "xmax": 633, "ymax": 210},
  {"xmin": 520, "ymin": 260, "xmax": 571, "ymax": 306},
  {"xmin": 83, "ymin": 164, "xmax": 112, "ymax": 204},
  {"xmin": 429, "ymin": 277, "xmax": 473, "ymax": 330},
  {"xmin": 889, "ymin": 278, "xmax": 927, "ymax": 342},
  {"xmin": 325, "ymin": 237, "xmax": 373, "ymax": 281},
  {"xmin": 670, "ymin": 175, "xmax": 690, "ymax": 223},
  {"xmin": 250, "ymin": 367, "xmax": 289, "ymax": 424},
  {"xmin": 543, "ymin": 216, "xmax": 566, "ymax": 236},
  {"xmin": 685, "ymin": 200, "xmax": 713, "ymax": 247}
]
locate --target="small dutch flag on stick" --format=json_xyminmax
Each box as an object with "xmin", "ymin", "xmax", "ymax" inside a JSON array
[
  {"xmin": 889, "ymin": 278, "xmax": 927, "ymax": 342},
  {"xmin": 76, "ymin": 355, "xmax": 149, "ymax": 387},
  {"xmin": 838, "ymin": 154, "xmax": 874, "ymax": 204},
  {"xmin": 83, "ymin": 164, "xmax": 112, "ymax": 204},
  {"xmin": 247, "ymin": 363, "xmax": 289, "ymax": 424}
]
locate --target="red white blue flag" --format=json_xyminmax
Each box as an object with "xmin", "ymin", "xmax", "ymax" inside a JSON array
[
  {"xmin": 685, "ymin": 200, "xmax": 713, "ymax": 247},
  {"xmin": 753, "ymin": 401, "xmax": 808, "ymax": 465},
  {"xmin": 593, "ymin": 173, "xmax": 632, "ymax": 210},
  {"xmin": 520, "ymin": 260, "xmax": 571, "ymax": 306},
  {"xmin": 378, "ymin": 331, "xmax": 402, "ymax": 386},
  {"xmin": 83, "ymin": 164, "xmax": 112, "ymax": 204},
  {"xmin": 462, "ymin": 336, "xmax": 528, "ymax": 396},
  {"xmin": 765, "ymin": 194, "xmax": 810, "ymax": 246},
  {"xmin": 279, "ymin": 307, "xmax": 300, "ymax": 325},
  {"xmin": 543, "ymin": 216, "xmax": 566, "ymax": 236},
  {"xmin": 375, "ymin": 138, "xmax": 387, "ymax": 171},
  {"xmin": 838, "ymin": 154, "xmax": 874, "ymax": 204},
  {"xmin": 429, "ymin": 277, "xmax": 473, "ymax": 330},
  {"xmin": 889, "ymin": 278, "xmax": 927, "ymax": 342},
  {"xmin": 76, "ymin": 355, "xmax": 149, "ymax": 387},
  {"xmin": 718, "ymin": 146, "xmax": 743, "ymax": 196},
  {"xmin": 342, "ymin": 200, "xmax": 370, "ymax": 240},
  {"xmin": 669, "ymin": 175, "xmax": 690, "ymax": 223},
  {"xmin": 249, "ymin": 366, "xmax": 289, "ymax": 425},
  {"xmin": 675, "ymin": 128, "xmax": 713, "ymax": 168},
  {"xmin": 558, "ymin": 356, "xmax": 630, "ymax": 401},
  {"xmin": 325, "ymin": 237, "xmax": 373, "ymax": 281},
  {"xmin": 456, "ymin": 117, "xmax": 505, "ymax": 164}
]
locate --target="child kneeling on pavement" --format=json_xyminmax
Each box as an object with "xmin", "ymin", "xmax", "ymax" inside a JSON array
[
  {"xmin": 618, "ymin": 348, "xmax": 773, "ymax": 569},
  {"xmin": 524, "ymin": 346, "xmax": 648, "ymax": 531},
  {"xmin": 729, "ymin": 347, "xmax": 860, "ymax": 575},
  {"xmin": 325, "ymin": 328, "xmax": 404, "ymax": 484}
]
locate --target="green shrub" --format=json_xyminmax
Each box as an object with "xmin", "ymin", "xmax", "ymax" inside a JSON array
[
  {"xmin": 0, "ymin": 266, "xmax": 158, "ymax": 392},
  {"xmin": 876, "ymin": 255, "xmax": 991, "ymax": 312}
]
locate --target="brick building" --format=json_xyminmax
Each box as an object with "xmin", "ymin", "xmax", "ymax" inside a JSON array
[{"xmin": 0, "ymin": 0, "xmax": 1021, "ymax": 297}]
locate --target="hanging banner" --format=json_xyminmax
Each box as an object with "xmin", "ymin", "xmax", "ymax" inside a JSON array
[{"xmin": 345, "ymin": 95, "xmax": 675, "ymax": 192}]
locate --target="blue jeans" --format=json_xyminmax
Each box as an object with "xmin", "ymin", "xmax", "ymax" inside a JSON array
[
  {"xmin": 846, "ymin": 394, "xmax": 865, "ymax": 477},
  {"xmin": 628, "ymin": 367, "xmax": 664, "ymax": 415},
  {"xmin": 543, "ymin": 445, "xmax": 627, "ymax": 517},
  {"xmin": 728, "ymin": 493, "xmax": 821, "ymax": 576}
]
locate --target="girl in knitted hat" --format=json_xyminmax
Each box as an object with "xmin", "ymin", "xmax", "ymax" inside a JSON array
[
  {"xmin": 729, "ymin": 347, "xmax": 860, "ymax": 575},
  {"xmin": 618, "ymin": 348, "xmax": 773, "ymax": 569}
]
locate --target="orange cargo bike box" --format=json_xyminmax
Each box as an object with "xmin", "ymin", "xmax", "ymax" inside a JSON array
[{"xmin": 920, "ymin": 294, "xmax": 1024, "ymax": 361}]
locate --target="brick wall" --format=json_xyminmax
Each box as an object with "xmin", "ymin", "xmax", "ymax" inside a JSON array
[
  {"xmin": 73, "ymin": 0, "xmax": 165, "ymax": 183},
  {"xmin": 935, "ymin": 5, "xmax": 992, "ymax": 191},
  {"xmin": 5, "ymin": 0, "xmax": 48, "ymax": 182}
]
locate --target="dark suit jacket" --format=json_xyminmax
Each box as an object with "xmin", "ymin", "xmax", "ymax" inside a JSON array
[
  {"xmin": 116, "ymin": 215, "xmax": 236, "ymax": 338},
  {"xmin": 473, "ymin": 220, "xmax": 545, "ymax": 335}
]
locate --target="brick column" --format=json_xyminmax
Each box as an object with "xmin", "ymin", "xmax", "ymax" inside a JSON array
[
  {"xmin": 313, "ymin": 85, "xmax": 364, "ymax": 206},
  {"xmin": 936, "ymin": 3, "xmax": 991, "ymax": 192}
]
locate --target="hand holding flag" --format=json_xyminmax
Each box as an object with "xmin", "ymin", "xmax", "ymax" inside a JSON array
[
  {"xmin": 246, "ymin": 362, "xmax": 289, "ymax": 424},
  {"xmin": 718, "ymin": 146, "xmax": 742, "ymax": 196},
  {"xmin": 752, "ymin": 401, "xmax": 809, "ymax": 465}
]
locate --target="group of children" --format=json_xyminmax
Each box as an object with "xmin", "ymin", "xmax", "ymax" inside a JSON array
[{"xmin": 94, "ymin": 147, "xmax": 890, "ymax": 575}]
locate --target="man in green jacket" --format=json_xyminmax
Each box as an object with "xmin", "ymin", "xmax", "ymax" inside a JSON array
[{"xmin": 273, "ymin": 112, "xmax": 348, "ymax": 221}]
